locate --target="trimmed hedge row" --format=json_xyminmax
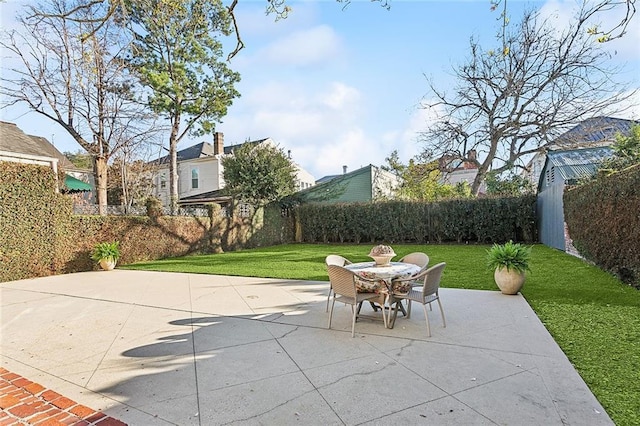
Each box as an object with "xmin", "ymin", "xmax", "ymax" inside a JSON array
[
  {"xmin": 0, "ymin": 162, "xmax": 74, "ymax": 281},
  {"xmin": 294, "ymin": 195, "xmax": 537, "ymax": 244},
  {"xmin": 564, "ymin": 164, "xmax": 640, "ymax": 288},
  {"xmin": 0, "ymin": 162, "xmax": 293, "ymax": 283}
]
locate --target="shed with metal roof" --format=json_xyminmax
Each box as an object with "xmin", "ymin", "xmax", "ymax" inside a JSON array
[{"xmin": 537, "ymin": 146, "xmax": 614, "ymax": 251}]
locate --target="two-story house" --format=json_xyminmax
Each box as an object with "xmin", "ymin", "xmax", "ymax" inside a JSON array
[{"xmin": 149, "ymin": 132, "xmax": 315, "ymax": 208}]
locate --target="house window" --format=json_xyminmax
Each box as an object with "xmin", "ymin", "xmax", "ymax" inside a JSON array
[
  {"xmin": 160, "ymin": 174, "xmax": 166, "ymax": 189},
  {"xmin": 239, "ymin": 203, "xmax": 251, "ymax": 217},
  {"xmin": 191, "ymin": 168, "xmax": 199, "ymax": 189}
]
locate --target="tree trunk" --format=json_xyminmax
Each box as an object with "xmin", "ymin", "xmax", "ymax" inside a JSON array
[
  {"xmin": 120, "ymin": 158, "xmax": 129, "ymax": 213},
  {"xmin": 169, "ymin": 115, "xmax": 181, "ymax": 215},
  {"xmin": 169, "ymin": 143, "xmax": 178, "ymax": 215},
  {"xmin": 94, "ymin": 156, "xmax": 108, "ymax": 215}
]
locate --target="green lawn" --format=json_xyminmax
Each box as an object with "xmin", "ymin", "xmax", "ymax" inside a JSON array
[{"xmin": 123, "ymin": 243, "xmax": 640, "ymax": 426}]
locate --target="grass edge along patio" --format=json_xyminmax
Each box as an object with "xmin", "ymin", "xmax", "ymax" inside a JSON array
[{"xmin": 121, "ymin": 242, "xmax": 640, "ymax": 426}]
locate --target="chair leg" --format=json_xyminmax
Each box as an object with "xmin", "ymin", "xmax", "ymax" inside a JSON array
[
  {"xmin": 389, "ymin": 300, "xmax": 401, "ymax": 329},
  {"xmin": 437, "ymin": 298, "xmax": 446, "ymax": 328},
  {"xmin": 422, "ymin": 303, "xmax": 431, "ymax": 337},
  {"xmin": 326, "ymin": 287, "xmax": 332, "ymax": 312},
  {"xmin": 328, "ymin": 297, "xmax": 335, "ymax": 329},
  {"xmin": 407, "ymin": 300, "xmax": 412, "ymax": 318},
  {"xmin": 351, "ymin": 304, "xmax": 357, "ymax": 338},
  {"xmin": 397, "ymin": 300, "xmax": 407, "ymax": 316}
]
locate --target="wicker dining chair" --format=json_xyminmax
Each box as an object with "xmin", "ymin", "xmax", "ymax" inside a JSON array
[
  {"xmin": 398, "ymin": 252, "xmax": 429, "ymax": 270},
  {"xmin": 326, "ymin": 264, "xmax": 381, "ymax": 337},
  {"xmin": 325, "ymin": 255, "xmax": 353, "ymax": 312},
  {"xmin": 390, "ymin": 262, "xmax": 446, "ymax": 336}
]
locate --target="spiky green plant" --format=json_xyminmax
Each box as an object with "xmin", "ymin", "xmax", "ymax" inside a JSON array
[
  {"xmin": 486, "ymin": 240, "xmax": 532, "ymax": 273},
  {"xmin": 90, "ymin": 241, "xmax": 121, "ymax": 262}
]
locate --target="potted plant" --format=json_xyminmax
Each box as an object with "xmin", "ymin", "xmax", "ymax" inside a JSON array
[
  {"xmin": 90, "ymin": 241, "xmax": 121, "ymax": 271},
  {"xmin": 486, "ymin": 241, "xmax": 532, "ymax": 295}
]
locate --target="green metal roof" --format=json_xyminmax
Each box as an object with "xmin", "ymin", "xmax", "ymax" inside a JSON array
[
  {"xmin": 64, "ymin": 174, "xmax": 92, "ymax": 192},
  {"xmin": 547, "ymin": 146, "xmax": 612, "ymax": 181},
  {"xmin": 295, "ymin": 165, "xmax": 375, "ymax": 204}
]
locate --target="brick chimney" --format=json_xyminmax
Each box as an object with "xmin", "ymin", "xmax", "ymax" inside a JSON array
[
  {"xmin": 343, "ymin": 165, "xmax": 348, "ymax": 174},
  {"xmin": 213, "ymin": 132, "xmax": 224, "ymax": 155},
  {"xmin": 464, "ymin": 150, "xmax": 478, "ymax": 169}
]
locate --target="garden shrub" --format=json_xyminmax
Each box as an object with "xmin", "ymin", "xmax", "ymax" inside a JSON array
[
  {"xmin": 564, "ymin": 164, "xmax": 640, "ymax": 288},
  {"xmin": 294, "ymin": 195, "xmax": 537, "ymax": 245},
  {"xmin": 0, "ymin": 162, "xmax": 73, "ymax": 281},
  {"xmin": 0, "ymin": 162, "xmax": 294, "ymax": 283}
]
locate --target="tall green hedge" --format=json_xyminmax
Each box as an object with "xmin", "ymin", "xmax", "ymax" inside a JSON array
[
  {"xmin": 294, "ymin": 195, "xmax": 537, "ymax": 244},
  {"xmin": 0, "ymin": 162, "xmax": 74, "ymax": 280},
  {"xmin": 564, "ymin": 164, "xmax": 640, "ymax": 288},
  {"xmin": 0, "ymin": 162, "xmax": 293, "ymax": 283}
]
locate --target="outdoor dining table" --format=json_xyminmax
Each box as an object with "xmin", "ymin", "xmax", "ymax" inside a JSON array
[{"xmin": 345, "ymin": 261, "xmax": 421, "ymax": 329}]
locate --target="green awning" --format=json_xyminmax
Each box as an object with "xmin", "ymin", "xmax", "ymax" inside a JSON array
[{"xmin": 64, "ymin": 174, "xmax": 92, "ymax": 192}]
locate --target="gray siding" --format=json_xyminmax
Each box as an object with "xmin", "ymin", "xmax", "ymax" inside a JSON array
[{"xmin": 537, "ymin": 183, "xmax": 566, "ymax": 251}]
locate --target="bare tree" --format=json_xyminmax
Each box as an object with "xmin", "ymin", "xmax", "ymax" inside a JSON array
[
  {"xmin": 491, "ymin": 0, "xmax": 636, "ymax": 44},
  {"xmin": 107, "ymin": 153, "xmax": 157, "ymax": 210},
  {"xmin": 419, "ymin": 4, "xmax": 636, "ymax": 195},
  {"xmin": 17, "ymin": 0, "xmax": 635, "ymax": 60},
  {"xmin": 0, "ymin": 0, "xmax": 159, "ymax": 213}
]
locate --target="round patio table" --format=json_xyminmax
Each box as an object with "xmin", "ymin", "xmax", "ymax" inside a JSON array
[{"xmin": 345, "ymin": 261, "xmax": 421, "ymax": 328}]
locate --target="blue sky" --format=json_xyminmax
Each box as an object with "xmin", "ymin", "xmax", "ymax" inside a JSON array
[{"xmin": 1, "ymin": 0, "xmax": 639, "ymax": 179}]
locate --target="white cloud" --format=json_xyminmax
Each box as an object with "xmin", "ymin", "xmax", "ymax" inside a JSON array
[
  {"xmin": 313, "ymin": 128, "xmax": 370, "ymax": 177},
  {"xmin": 257, "ymin": 25, "xmax": 345, "ymax": 67},
  {"xmin": 221, "ymin": 79, "xmax": 370, "ymax": 178},
  {"xmin": 230, "ymin": 1, "xmax": 319, "ymax": 39},
  {"xmin": 381, "ymin": 107, "xmax": 429, "ymax": 161},
  {"xmin": 602, "ymin": 89, "xmax": 640, "ymax": 120},
  {"xmin": 321, "ymin": 82, "xmax": 360, "ymax": 110}
]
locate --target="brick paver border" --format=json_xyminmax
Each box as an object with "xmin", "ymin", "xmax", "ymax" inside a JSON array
[{"xmin": 0, "ymin": 368, "xmax": 127, "ymax": 425}]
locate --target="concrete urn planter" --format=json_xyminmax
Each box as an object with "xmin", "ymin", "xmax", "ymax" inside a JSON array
[
  {"xmin": 99, "ymin": 259, "xmax": 117, "ymax": 271},
  {"xmin": 91, "ymin": 241, "xmax": 120, "ymax": 272},
  {"xmin": 494, "ymin": 267, "xmax": 525, "ymax": 295}
]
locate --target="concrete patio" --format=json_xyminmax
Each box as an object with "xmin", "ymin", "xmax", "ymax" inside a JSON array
[{"xmin": 1, "ymin": 270, "xmax": 612, "ymax": 425}]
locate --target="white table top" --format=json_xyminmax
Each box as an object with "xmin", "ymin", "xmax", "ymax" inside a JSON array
[{"xmin": 345, "ymin": 261, "xmax": 421, "ymax": 282}]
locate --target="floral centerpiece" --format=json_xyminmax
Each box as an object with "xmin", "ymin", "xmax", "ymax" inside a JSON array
[{"xmin": 369, "ymin": 244, "xmax": 396, "ymax": 266}]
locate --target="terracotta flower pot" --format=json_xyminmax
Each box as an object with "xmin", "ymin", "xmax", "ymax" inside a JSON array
[{"xmin": 494, "ymin": 267, "xmax": 525, "ymax": 295}]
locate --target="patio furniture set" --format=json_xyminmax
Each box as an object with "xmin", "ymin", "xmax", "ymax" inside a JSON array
[{"xmin": 325, "ymin": 245, "xmax": 447, "ymax": 337}]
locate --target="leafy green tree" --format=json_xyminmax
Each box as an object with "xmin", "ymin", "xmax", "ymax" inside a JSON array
[
  {"xmin": 222, "ymin": 142, "xmax": 297, "ymax": 206},
  {"xmin": 599, "ymin": 124, "xmax": 640, "ymax": 175},
  {"xmin": 485, "ymin": 171, "xmax": 534, "ymax": 196},
  {"xmin": 125, "ymin": 0, "xmax": 241, "ymax": 214},
  {"xmin": 384, "ymin": 150, "xmax": 472, "ymax": 201},
  {"xmin": 64, "ymin": 150, "xmax": 93, "ymax": 170}
]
